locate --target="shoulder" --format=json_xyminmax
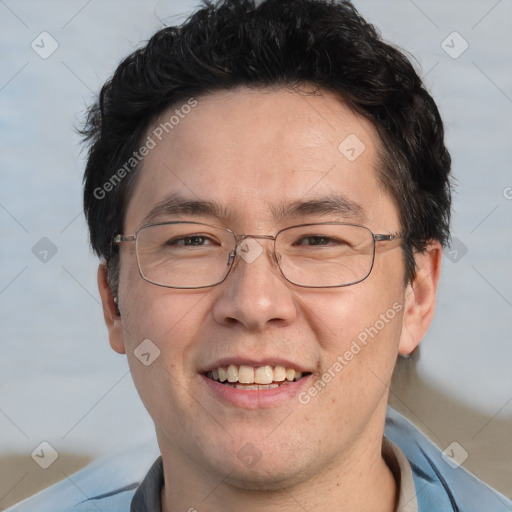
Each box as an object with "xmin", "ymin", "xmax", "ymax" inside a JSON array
[
  {"xmin": 385, "ymin": 407, "xmax": 512, "ymax": 512},
  {"xmin": 4, "ymin": 439, "xmax": 160, "ymax": 512}
]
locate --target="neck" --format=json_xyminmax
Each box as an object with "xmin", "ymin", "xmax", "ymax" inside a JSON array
[{"xmin": 159, "ymin": 431, "xmax": 397, "ymax": 512}]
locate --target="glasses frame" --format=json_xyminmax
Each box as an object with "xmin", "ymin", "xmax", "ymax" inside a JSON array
[{"xmin": 114, "ymin": 221, "xmax": 403, "ymax": 289}]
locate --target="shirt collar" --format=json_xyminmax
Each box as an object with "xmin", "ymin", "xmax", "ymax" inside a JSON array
[
  {"xmin": 382, "ymin": 438, "xmax": 419, "ymax": 512},
  {"xmin": 130, "ymin": 456, "xmax": 163, "ymax": 512}
]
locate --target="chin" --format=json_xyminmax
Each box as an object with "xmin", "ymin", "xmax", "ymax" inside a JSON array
[{"xmin": 206, "ymin": 444, "xmax": 317, "ymax": 493}]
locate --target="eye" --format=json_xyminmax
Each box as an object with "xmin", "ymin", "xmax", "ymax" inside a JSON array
[
  {"xmin": 166, "ymin": 235, "xmax": 218, "ymax": 246},
  {"xmin": 293, "ymin": 235, "xmax": 346, "ymax": 246}
]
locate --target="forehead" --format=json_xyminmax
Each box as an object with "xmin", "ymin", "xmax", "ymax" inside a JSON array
[{"xmin": 125, "ymin": 87, "xmax": 397, "ymax": 231}]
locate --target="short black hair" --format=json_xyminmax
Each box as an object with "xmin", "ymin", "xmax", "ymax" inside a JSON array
[{"xmin": 82, "ymin": 0, "xmax": 451, "ymax": 292}]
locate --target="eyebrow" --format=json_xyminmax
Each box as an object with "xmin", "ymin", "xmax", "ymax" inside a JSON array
[
  {"xmin": 141, "ymin": 192, "xmax": 366, "ymax": 227},
  {"xmin": 141, "ymin": 194, "xmax": 228, "ymax": 226},
  {"xmin": 271, "ymin": 195, "xmax": 366, "ymax": 223}
]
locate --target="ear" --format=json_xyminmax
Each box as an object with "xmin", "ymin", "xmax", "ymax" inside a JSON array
[
  {"xmin": 398, "ymin": 241, "xmax": 442, "ymax": 356},
  {"xmin": 97, "ymin": 263, "xmax": 126, "ymax": 354}
]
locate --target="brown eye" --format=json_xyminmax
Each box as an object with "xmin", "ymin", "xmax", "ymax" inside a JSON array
[
  {"xmin": 166, "ymin": 235, "xmax": 217, "ymax": 246},
  {"xmin": 294, "ymin": 236, "xmax": 345, "ymax": 246}
]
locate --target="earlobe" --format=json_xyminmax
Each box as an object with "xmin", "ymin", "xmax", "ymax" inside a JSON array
[
  {"xmin": 97, "ymin": 263, "xmax": 126, "ymax": 354},
  {"xmin": 398, "ymin": 241, "xmax": 442, "ymax": 356}
]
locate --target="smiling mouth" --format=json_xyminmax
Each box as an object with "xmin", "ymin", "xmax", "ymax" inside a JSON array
[{"xmin": 205, "ymin": 364, "xmax": 310, "ymax": 390}]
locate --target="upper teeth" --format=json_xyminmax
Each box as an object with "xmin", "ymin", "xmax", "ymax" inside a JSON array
[{"xmin": 208, "ymin": 365, "xmax": 303, "ymax": 384}]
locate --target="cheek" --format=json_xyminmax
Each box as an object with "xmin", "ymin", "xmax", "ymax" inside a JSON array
[
  {"xmin": 121, "ymin": 288, "xmax": 209, "ymax": 352},
  {"xmin": 302, "ymin": 285, "xmax": 403, "ymax": 351},
  {"xmin": 292, "ymin": 288, "xmax": 405, "ymax": 455},
  {"xmin": 119, "ymin": 288, "xmax": 211, "ymax": 424},
  {"xmin": 116, "ymin": 252, "xmax": 215, "ymax": 410},
  {"xmin": 297, "ymin": 276, "xmax": 405, "ymax": 398},
  {"xmin": 117, "ymin": 250, "xmax": 202, "ymax": 345}
]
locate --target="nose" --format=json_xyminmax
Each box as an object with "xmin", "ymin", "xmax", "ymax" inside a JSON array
[{"xmin": 211, "ymin": 238, "xmax": 298, "ymax": 331}]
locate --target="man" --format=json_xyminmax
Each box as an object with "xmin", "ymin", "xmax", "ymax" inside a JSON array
[{"xmin": 8, "ymin": 0, "xmax": 512, "ymax": 511}]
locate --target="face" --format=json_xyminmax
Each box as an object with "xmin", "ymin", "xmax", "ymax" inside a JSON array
[{"xmin": 100, "ymin": 87, "xmax": 439, "ymax": 490}]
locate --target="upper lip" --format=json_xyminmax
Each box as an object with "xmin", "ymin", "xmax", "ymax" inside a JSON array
[{"xmin": 201, "ymin": 357, "xmax": 312, "ymax": 374}]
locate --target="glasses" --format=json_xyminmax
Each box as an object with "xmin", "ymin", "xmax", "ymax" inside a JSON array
[{"xmin": 114, "ymin": 221, "xmax": 402, "ymax": 289}]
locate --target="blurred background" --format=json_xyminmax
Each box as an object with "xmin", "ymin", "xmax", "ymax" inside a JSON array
[{"xmin": 0, "ymin": 0, "xmax": 511, "ymax": 508}]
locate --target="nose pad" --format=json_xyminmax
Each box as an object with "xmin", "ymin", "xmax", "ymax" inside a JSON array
[
  {"xmin": 227, "ymin": 250, "xmax": 236, "ymax": 267},
  {"xmin": 226, "ymin": 238, "xmax": 281, "ymax": 276}
]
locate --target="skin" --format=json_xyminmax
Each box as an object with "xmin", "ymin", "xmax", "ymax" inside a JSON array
[{"xmin": 98, "ymin": 87, "xmax": 442, "ymax": 511}]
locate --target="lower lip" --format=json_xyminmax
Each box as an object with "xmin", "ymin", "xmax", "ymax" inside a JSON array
[{"xmin": 201, "ymin": 374, "xmax": 311, "ymax": 409}]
